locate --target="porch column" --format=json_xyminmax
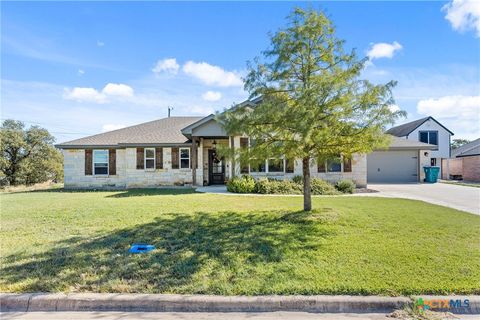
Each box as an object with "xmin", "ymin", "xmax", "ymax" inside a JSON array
[
  {"xmin": 230, "ymin": 136, "xmax": 235, "ymax": 178},
  {"xmin": 192, "ymin": 137, "xmax": 198, "ymax": 186}
]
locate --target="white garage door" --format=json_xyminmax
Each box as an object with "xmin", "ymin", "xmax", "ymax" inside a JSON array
[{"xmin": 367, "ymin": 151, "xmax": 418, "ymax": 183}]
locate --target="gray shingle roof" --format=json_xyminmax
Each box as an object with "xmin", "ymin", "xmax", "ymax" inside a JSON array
[
  {"xmin": 56, "ymin": 116, "xmax": 203, "ymax": 148},
  {"xmin": 386, "ymin": 116, "xmax": 454, "ymax": 137},
  {"xmin": 451, "ymin": 138, "xmax": 480, "ymax": 158},
  {"xmin": 385, "ymin": 117, "xmax": 430, "ymax": 137}
]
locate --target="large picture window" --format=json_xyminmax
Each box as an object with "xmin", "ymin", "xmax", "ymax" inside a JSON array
[
  {"xmin": 419, "ymin": 131, "xmax": 438, "ymax": 148},
  {"xmin": 180, "ymin": 148, "xmax": 190, "ymax": 169},
  {"xmin": 268, "ymin": 158, "xmax": 284, "ymax": 173},
  {"xmin": 145, "ymin": 148, "xmax": 155, "ymax": 170},
  {"xmin": 93, "ymin": 150, "xmax": 109, "ymax": 175},
  {"xmin": 250, "ymin": 160, "xmax": 266, "ymax": 173}
]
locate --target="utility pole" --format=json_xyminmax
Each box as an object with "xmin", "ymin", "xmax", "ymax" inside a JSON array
[{"xmin": 168, "ymin": 106, "xmax": 173, "ymax": 118}]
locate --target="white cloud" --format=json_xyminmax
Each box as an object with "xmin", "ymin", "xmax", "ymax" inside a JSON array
[
  {"xmin": 97, "ymin": 40, "xmax": 105, "ymax": 47},
  {"xmin": 201, "ymin": 90, "xmax": 222, "ymax": 101},
  {"xmin": 78, "ymin": 69, "xmax": 85, "ymax": 76},
  {"xmin": 183, "ymin": 61, "xmax": 243, "ymax": 87},
  {"xmin": 102, "ymin": 83, "xmax": 134, "ymax": 97},
  {"xmin": 443, "ymin": 0, "xmax": 480, "ymax": 37},
  {"xmin": 64, "ymin": 83, "xmax": 134, "ymax": 103},
  {"xmin": 63, "ymin": 87, "xmax": 107, "ymax": 104},
  {"xmin": 366, "ymin": 41, "xmax": 403, "ymax": 60},
  {"xmin": 152, "ymin": 58, "xmax": 179, "ymax": 74},
  {"xmin": 417, "ymin": 95, "xmax": 480, "ymax": 138},
  {"xmin": 102, "ymin": 124, "xmax": 126, "ymax": 132}
]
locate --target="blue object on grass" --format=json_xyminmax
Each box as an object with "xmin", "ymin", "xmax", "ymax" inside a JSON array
[{"xmin": 129, "ymin": 243, "xmax": 155, "ymax": 253}]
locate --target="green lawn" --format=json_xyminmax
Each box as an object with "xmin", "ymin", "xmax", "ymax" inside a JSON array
[{"xmin": 1, "ymin": 188, "xmax": 479, "ymax": 296}]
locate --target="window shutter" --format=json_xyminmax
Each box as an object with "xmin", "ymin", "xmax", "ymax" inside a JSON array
[
  {"xmin": 171, "ymin": 147, "xmax": 179, "ymax": 169},
  {"xmin": 109, "ymin": 149, "xmax": 116, "ymax": 175},
  {"xmin": 317, "ymin": 159, "xmax": 326, "ymax": 173},
  {"xmin": 155, "ymin": 148, "xmax": 163, "ymax": 169},
  {"xmin": 343, "ymin": 157, "xmax": 352, "ymax": 172},
  {"xmin": 240, "ymin": 137, "xmax": 248, "ymax": 148},
  {"xmin": 285, "ymin": 159, "xmax": 294, "ymax": 173},
  {"xmin": 85, "ymin": 149, "xmax": 92, "ymax": 175},
  {"xmin": 136, "ymin": 148, "xmax": 144, "ymax": 169}
]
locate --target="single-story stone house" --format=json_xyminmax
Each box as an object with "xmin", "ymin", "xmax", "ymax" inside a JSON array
[{"xmin": 56, "ymin": 101, "xmax": 436, "ymax": 189}]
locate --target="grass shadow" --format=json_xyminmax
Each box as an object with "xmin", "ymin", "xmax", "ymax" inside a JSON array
[
  {"xmin": 1, "ymin": 187, "xmax": 198, "ymax": 197},
  {"xmin": 0, "ymin": 210, "xmax": 333, "ymax": 294}
]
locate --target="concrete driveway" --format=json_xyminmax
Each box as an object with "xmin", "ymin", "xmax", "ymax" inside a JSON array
[{"xmin": 366, "ymin": 183, "xmax": 480, "ymax": 215}]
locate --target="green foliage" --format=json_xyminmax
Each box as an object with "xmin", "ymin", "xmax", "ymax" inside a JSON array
[
  {"xmin": 1, "ymin": 190, "xmax": 479, "ymax": 295},
  {"xmin": 218, "ymin": 8, "xmax": 404, "ymax": 210},
  {"xmin": 0, "ymin": 119, "xmax": 62, "ymax": 186},
  {"xmin": 335, "ymin": 179, "xmax": 356, "ymax": 194},
  {"xmin": 255, "ymin": 178, "xmax": 303, "ymax": 195},
  {"xmin": 292, "ymin": 175, "xmax": 303, "ymax": 184},
  {"xmin": 310, "ymin": 178, "xmax": 340, "ymax": 195},
  {"xmin": 451, "ymin": 138, "xmax": 470, "ymax": 150},
  {"xmin": 226, "ymin": 175, "xmax": 256, "ymax": 193}
]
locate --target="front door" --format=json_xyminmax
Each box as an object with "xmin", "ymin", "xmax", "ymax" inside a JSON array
[{"xmin": 208, "ymin": 149, "xmax": 225, "ymax": 185}]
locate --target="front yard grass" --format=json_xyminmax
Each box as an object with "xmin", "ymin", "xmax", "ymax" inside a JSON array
[{"xmin": 1, "ymin": 188, "xmax": 479, "ymax": 296}]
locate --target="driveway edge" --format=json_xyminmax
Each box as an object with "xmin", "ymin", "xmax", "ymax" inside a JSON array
[{"xmin": 1, "ymin": 293, "xmax": 478, "ymax": 314}]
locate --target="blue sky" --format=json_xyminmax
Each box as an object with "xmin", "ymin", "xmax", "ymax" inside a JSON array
[{"xmin": 2, "ymin": 1, "xmax": 479, "ymax": 142}]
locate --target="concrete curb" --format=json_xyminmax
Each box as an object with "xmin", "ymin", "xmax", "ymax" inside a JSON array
[{"xmin": 1, "ymin": 293, "xmax": 479, "ymax": 314}]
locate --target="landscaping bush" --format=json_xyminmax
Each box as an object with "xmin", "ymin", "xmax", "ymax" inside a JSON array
[
  {"xmin": 292, "ymin": 175, "xmax": 303, "ymax": 184},
  {"xmin": 335, "ymin": 179, "xmax": 356, "ymax": 194},
  {"xmin": 226, "ymin": 175, "xmax": 256, "ymax": 193},
  {"xmin": 310, "ymin": 178, "xmax": 340, "ymax": 195},
  {"xmin": 255, "ymin": 178, "xmax": 303, "ymax": 195}
]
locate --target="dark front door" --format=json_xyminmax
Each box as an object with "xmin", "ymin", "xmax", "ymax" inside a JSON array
[{"xmin": 208, "ymin": 149, "xmax": 225, "ymax": 185}]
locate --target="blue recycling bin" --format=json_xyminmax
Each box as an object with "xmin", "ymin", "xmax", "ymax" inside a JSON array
[{"xmin": 423, "ymin": 166, "xmax": 440, "ymax": 183}]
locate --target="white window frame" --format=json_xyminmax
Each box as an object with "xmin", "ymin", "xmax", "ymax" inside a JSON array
[
  {"xmin": 93, "ymin": 149, "xmax": 109, "ymax": 176},
  {"xmin": 179, "ymin": 147, "xmax": 190, "ymax": 169},
  {"xmin": 144, "ymin": 147, "xmax": 156, "ymax": 171}
]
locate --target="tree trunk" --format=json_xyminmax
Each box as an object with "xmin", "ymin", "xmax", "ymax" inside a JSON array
[{"xmin": 302, "ymin": 157, "xmax": 312, "ymax": 211}]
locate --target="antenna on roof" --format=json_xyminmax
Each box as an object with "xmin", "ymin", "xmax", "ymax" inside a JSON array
[{"xmin": 168, "ymin": 106, "xmax": 173, "ymax": 118}]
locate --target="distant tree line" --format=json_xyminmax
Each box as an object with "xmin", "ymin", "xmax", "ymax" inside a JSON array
[{"xmin": 0, "ymin": 120, "xmax": 63, "ymax": 186}]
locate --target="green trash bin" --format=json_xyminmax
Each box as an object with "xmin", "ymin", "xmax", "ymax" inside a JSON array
[{"xmin": 423, "ymin": 166, "xmax": 440, "ymax": 183}]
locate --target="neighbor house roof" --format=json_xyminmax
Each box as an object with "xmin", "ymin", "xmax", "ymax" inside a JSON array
[
  {"xmin": 386, "ymin": 116, "xmax": 454, "ymax": 137},
  {"xmin": 56, "ymin": 116, "xmax": 203, "ymax": 149},
  {"xmin": 386, "ymin": 135, "xmax": 437, "ymax": 150},
  {"xmin": 451, "ymin": 138, "xmax": 480, "ymax": 158}
]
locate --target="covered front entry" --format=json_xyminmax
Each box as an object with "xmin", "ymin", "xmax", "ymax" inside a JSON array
[
  {"xmin": 367, "ymin": 150, "xmax": 419, "ymax": 183},
  {"xmin": 208, "ymin": 149, "xmax": 225, "ymax": 185}
]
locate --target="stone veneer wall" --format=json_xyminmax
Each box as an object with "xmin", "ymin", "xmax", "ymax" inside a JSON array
[{"xmin": 63, "ymin": 148, "xmax": 194, "ymax": 189}]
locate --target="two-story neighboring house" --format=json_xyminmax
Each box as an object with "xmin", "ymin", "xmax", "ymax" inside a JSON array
[{"xmin": 385, "ymin": 116, "xmax": 454, "ymax": 176}]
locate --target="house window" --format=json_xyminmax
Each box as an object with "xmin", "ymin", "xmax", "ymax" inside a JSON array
[
  {"xmin": 93, "ymin": 150, "xmax": 109, "ymax": 175},
  {"xmin": 268, "ymin": 159, "xmax": 284, "ymax": 173},
  {"xmin": 145, "ymin": 148, "xmax": 155, "ymax": 170},
  {"xmin": 430, "ymin": 158, "xmax": 437, "ymax": 166},
  {"xmin": 250, "ymin": 160, "xmax": 266, "ymax": 173},
  {"xmin": 327, "ymin": 157, "xmax": 342, "ymax": 172},
  {"xmin": 419, "ymin": 131, "xmax": 438, "ymax": 148},
  {"xmin": 180, "ymin": 148, "xmax": 190, "ymax": 169}
]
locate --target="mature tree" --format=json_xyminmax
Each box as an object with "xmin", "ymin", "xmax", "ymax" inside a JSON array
[
  {"xmin": 0, "ymin": 120, "xmax": 62, "ymax": 186},
  {"xmin": 219, "ymin": 8, "xmax": 404, "ymax": 211},
  {"xmin": 451, "ymin": 138, "xmax": 470, "ymax": 150}
]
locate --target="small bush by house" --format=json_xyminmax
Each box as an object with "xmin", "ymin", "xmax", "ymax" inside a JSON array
[
  {"xmin": 310, "ymin": 178, "xmax": 341, "ymax": 195},
  {"xmin": 335, "ymin": 179, "xmax": 356, "ymax": 194},
  {"xmin": 255, "ymin": 178, "xmax": 303, "ymax": 195},
  {"xmin": 226, "ymin": 175, "xmax": 256, "ymax": 193}
]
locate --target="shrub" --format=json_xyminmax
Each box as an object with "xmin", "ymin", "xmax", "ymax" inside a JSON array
[
  {"xmin": 292, "ymin": 175, "xmax": 303, "ymax": 184},
  {"xmin": 255, "ymin": 178, "xmax": 302, "ymax": 195},
  {"xmin": 335, "ymin": 179, "xmax": 356, "ymax": 194},
  {"xmin": 310, "ymin": 178, "xmax": 340, "ymax": 195},
  {"xmin": 226, "ymin": 175, "xmax": 256, "ymax": 193}
]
